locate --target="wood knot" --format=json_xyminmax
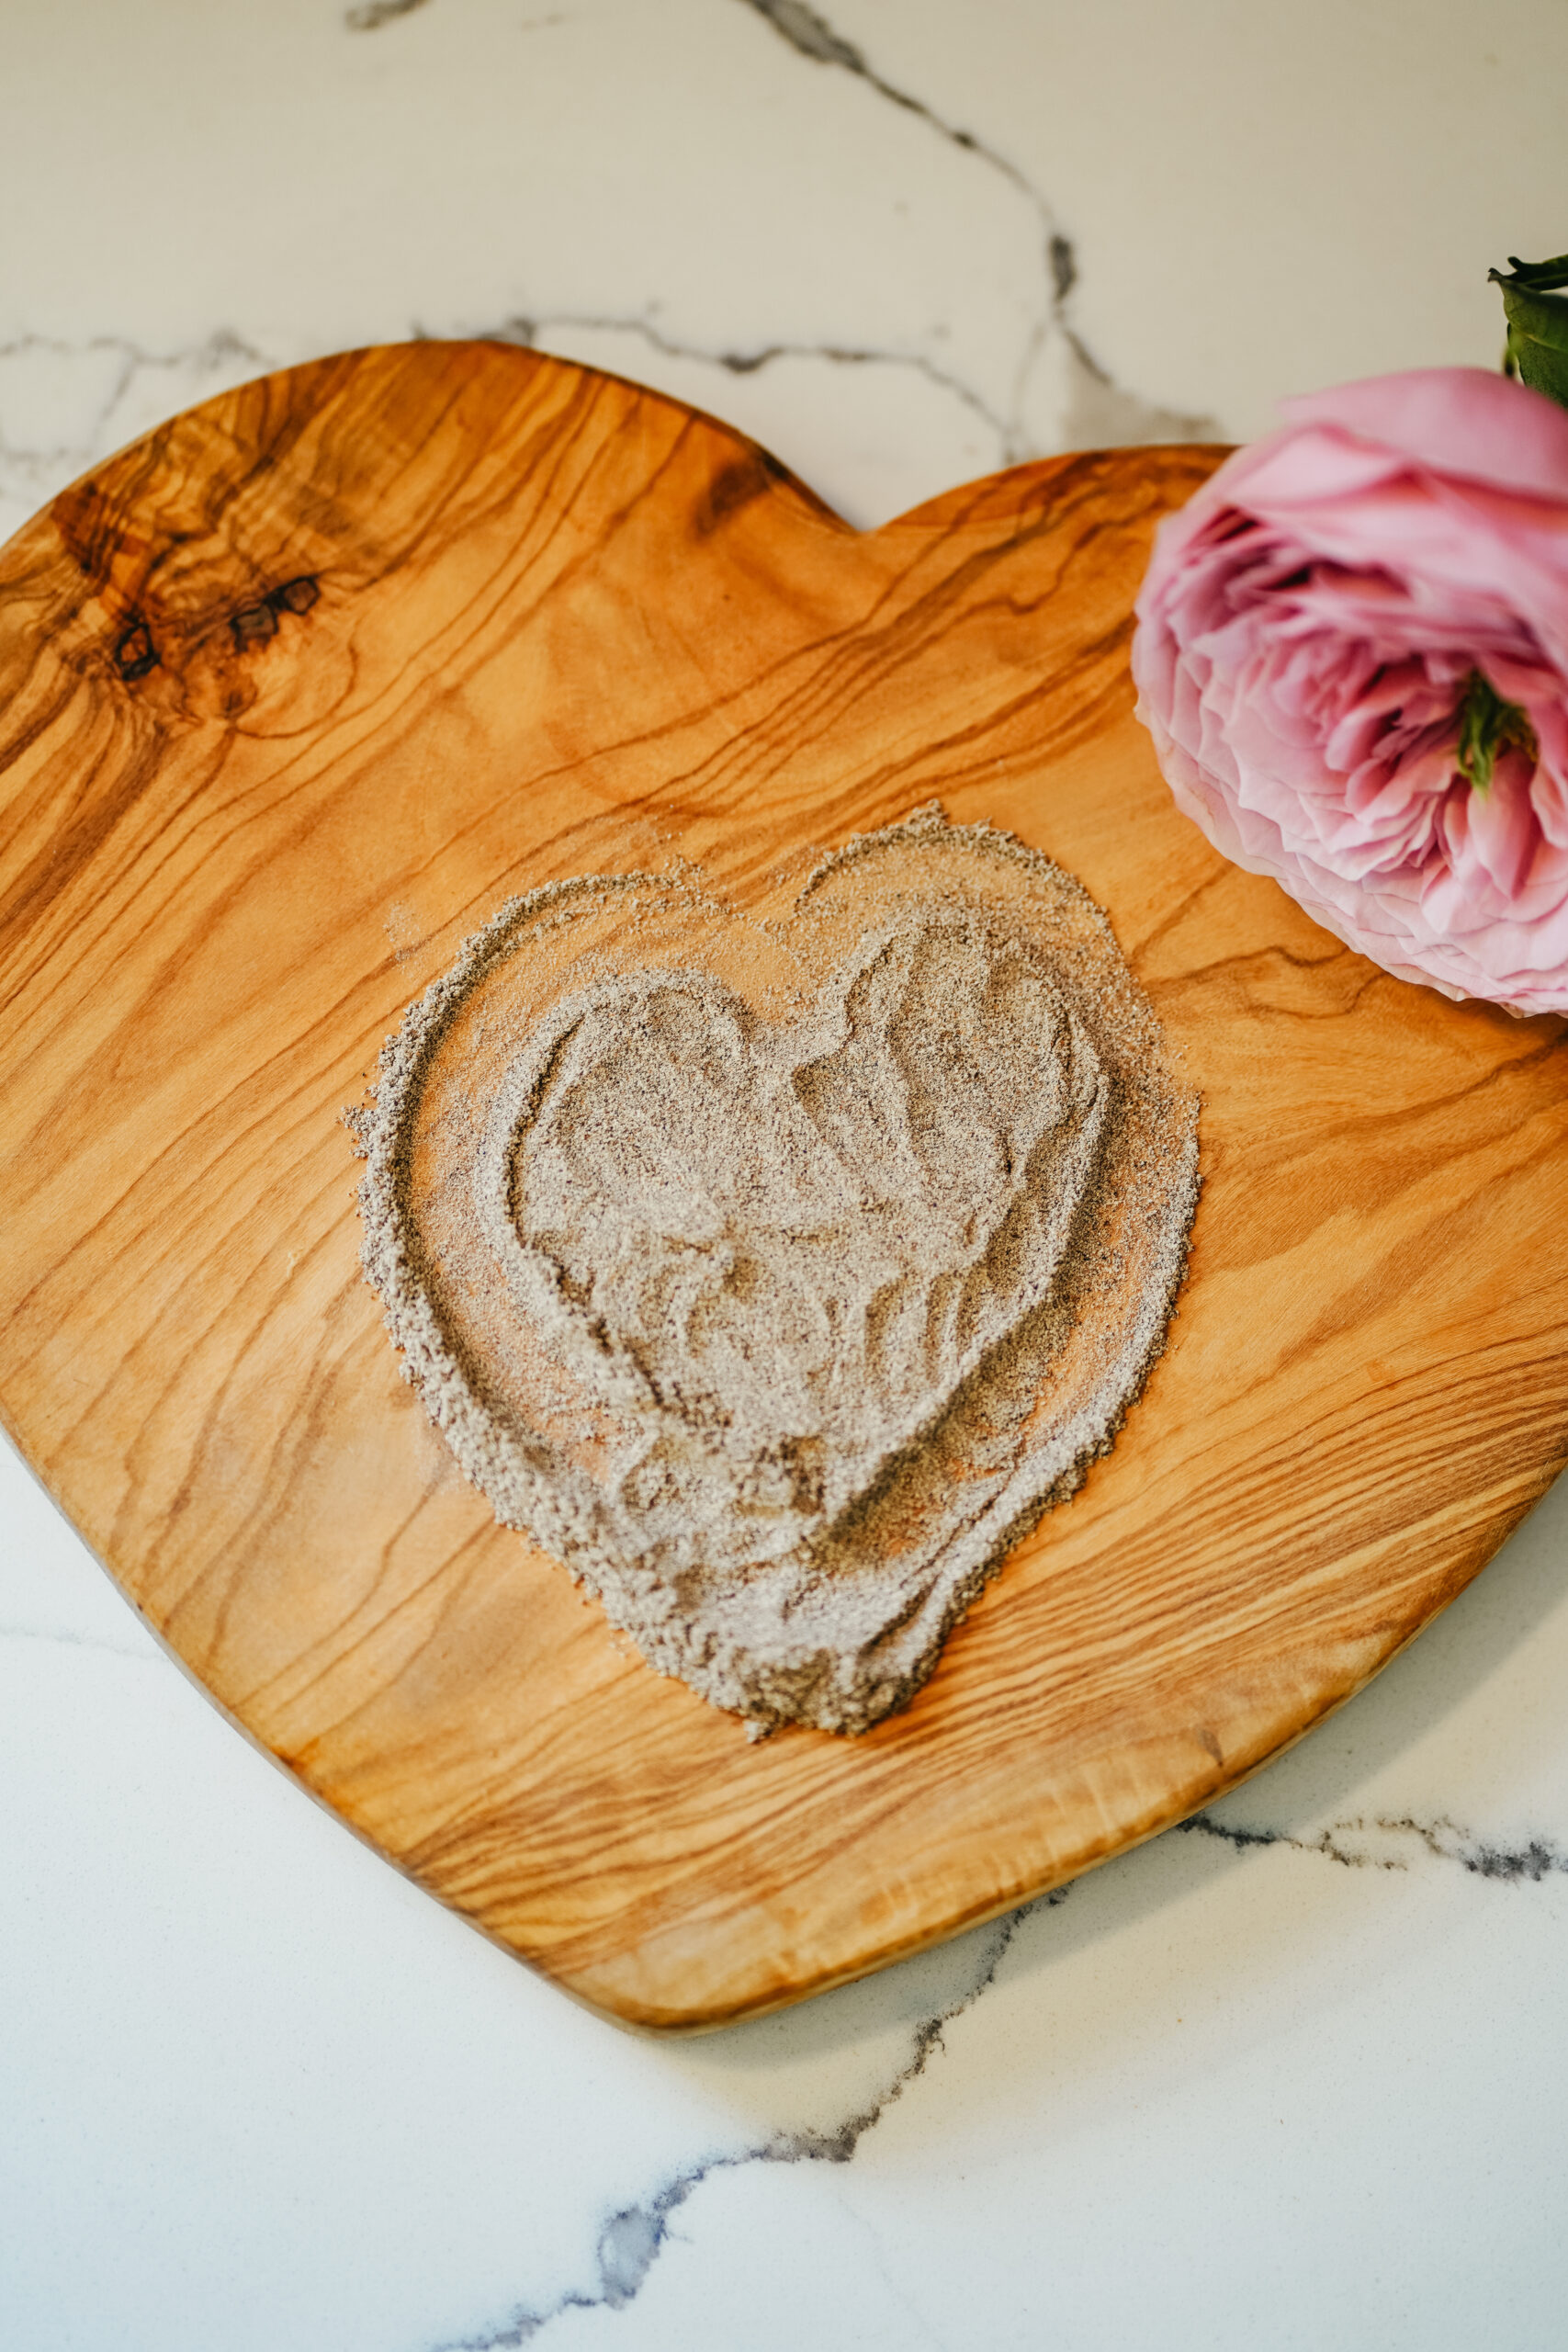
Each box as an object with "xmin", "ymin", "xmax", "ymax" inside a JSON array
[
  {"xmin": 113, "ymin": 619, "xmax": 157, "ymax": 682},
  {"xmin": 110, "ymin": 577, "xmax": 320, "ymax": 685},
  {"xmin": 231, "ymin": 574, "xmax": 321, "ymax": 650}
]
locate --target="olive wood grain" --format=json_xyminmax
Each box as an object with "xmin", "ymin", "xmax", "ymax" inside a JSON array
[{"xmin": 1, "ymin": 340, "xmax": 1564, "ymax": 2030}]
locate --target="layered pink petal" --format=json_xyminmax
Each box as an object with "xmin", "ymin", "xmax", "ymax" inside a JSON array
[{"xmin": 1131, "ymin": 369, "xmax": 1568, "ymax": 1016}]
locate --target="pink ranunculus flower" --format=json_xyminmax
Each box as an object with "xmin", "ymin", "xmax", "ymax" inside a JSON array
[{"xmin": 1132, "ymin": 368, "xmax": 1568, "ymax": 1016}]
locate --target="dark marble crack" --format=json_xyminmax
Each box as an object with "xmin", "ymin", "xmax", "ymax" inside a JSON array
[
  {"xmin": 741, "ymin": 0, "xmax": 1045, "ymax": 211},
  {"xmin": 479, "ymin": 308, "xmax": 1011, "ymax": 447},
  {"xmin": 426, "ymin": 1794, "xmax": 1568, "ymax": 2346},
  {"xmin": 744, "ymin": 0, "xmax": 863, "ymax": 74},
  {"xmin": 0, "ymin": 329, "xmax": 268, "ymax": 468},
  {"xmin": 1050, "ymin": 234, "xmax": 1077, "ymax": 302},
  {"xmin": 0, "ymin": 1623, "xmax": 156, "ymax": 1662},
  {"xmin": 0, "ymin": 326, "xmax": 269, "ymax": 370},
  {"xmin": 346, "ymin": 0, "xmax": 432, "ymax": 28},
  {"xmin": 347, "ymin": 0, "xmax": 565, "ymax": 28},
  {"xmin": 435, "ymin": 1901, "xmax": 1040, "ymax": 2347},
  {"xmin": 734, "ymin": 0, "xmax": 1214, "ymax": 456},
  {"xmin": 1181, "ymin": 1809, "xmax": 1568, "ymax": 1883}
]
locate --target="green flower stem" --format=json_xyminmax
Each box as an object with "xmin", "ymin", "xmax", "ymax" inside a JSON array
[
  {"xmin": 1454, "ymin": 669, "xmax": 1540, "ymax": 794},
  {"xmin": 1490, "ymin": 253, "xmax": 1568, "ymax": 411}
]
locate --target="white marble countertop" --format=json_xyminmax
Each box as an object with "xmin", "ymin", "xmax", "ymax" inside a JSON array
[{"xmin": 4, "ymin": 6, "xmax": 1568, "ymax": 2346}]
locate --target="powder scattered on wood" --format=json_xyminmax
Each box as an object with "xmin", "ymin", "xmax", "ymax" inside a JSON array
[{"xmin": 350, "ymin": 806, "xmax": 1200, "ymax": 1735}]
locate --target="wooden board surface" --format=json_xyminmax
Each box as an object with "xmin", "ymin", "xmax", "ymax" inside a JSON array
[{"xmin": 2, "ymin": 340, "xmax": 1566, "ymax": 2032}]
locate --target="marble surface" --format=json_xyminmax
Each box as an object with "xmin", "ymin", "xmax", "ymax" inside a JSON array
[{"xmin": 4, "ymin": 5, "xmax": 1568, "ymax": 2346}]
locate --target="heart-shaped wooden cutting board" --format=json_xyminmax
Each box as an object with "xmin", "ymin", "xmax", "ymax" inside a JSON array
[{"xmin": 2, "ymin": 341, "xmax": 1565, "ymax": 2031}]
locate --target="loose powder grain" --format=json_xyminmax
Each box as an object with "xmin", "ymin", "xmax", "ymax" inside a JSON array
[{"xmin": 352, "ymin": 807, "xmax": 1199, "ymax": 1735}]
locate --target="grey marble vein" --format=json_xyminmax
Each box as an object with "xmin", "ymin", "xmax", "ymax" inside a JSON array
[
  {"xmin": 0, "ymin": 328, "xmax": 275, "ymax": 541},
  {"xmin": 420, "ymin": 1781, "xmax": 1568, "ymax": 2347},
  {"xmin": 0, "ymin": 0, "xmax": 1216, "ymax": 554},
  {"xmin": 0, "ymin": 1623, "xmax": 156, "ymax": 1663},
  {"xmin": 345, "ymin": 0, "xmax": 433, "ymax": 28},
  {"xmin": 734, "ymin": 0, "xmax": 1215, "ymax": 456},
  {"xmin": 1184, "ymin": 1808, "xmax": 1568, "ymax": 1884},
  {"xmin": 474, "ymin": 306, "xmax": 1015, "ymax": 457},
  {"xmin": 434, "ymin": 1902, "xmax": 1040, "ymax": 2347}
]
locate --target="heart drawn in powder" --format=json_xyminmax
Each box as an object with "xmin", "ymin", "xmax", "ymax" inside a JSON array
[{"xmin": 356, "ymin": 810, "xmax": 1199, "ymax": 1734}]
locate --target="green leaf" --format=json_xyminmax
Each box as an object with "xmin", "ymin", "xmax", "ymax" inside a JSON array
[{"xmin": 1490, "ymin": 255, "xmax": 1568, "ymax": 411}]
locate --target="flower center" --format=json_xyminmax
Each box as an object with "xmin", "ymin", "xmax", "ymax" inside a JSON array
[{"xmin": 1454, "ymin": 670, "xmax": 1540, "ymax": 792}]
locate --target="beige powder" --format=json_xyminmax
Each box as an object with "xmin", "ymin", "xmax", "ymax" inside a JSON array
[{"xmin": 352, "ymin": 808, "xmax": 1199, "ymax": 1735}]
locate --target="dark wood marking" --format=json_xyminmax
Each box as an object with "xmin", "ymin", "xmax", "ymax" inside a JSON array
[
  {"xmin": 114, "ymin": 618, "xmax": 157, "ymax": 680},
  {"xmin": 231, "ymin": 601, "xmax": 278, "ymax": 650},
  {"xmin": 235, "ymin": 575, "xmax": 322, "ymax": 647},
  {"xmin": 270, "ymin": 575, "xmax": 320, "ymax": 615},
  {"xmin": 0, "ymin": 342, "xmax": 1564, "ymax": 2032},
  {"xmin": 694, "ymin": 451, "xmax": 803, "ymax": 537}
]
